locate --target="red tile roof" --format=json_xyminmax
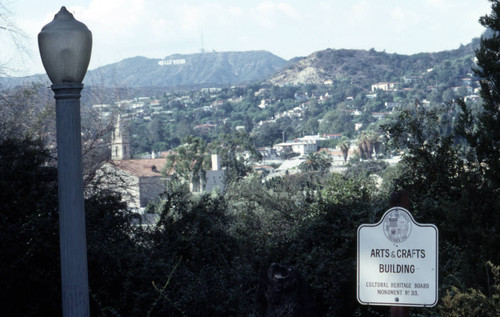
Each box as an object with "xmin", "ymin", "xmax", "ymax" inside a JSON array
[{"xmin": 110, "ymin": 158, "xmax": 168, "ymax": 177}]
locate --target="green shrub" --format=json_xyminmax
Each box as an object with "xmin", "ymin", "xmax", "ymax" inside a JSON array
[{"xmin": 439, "ymin": 262, "xmax": 500, "ymax": 317}]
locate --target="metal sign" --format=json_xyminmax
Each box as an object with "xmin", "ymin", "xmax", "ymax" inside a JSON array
[{"xmin": 357, "ymin": 207, "xmax": 438, "ymax": 307}]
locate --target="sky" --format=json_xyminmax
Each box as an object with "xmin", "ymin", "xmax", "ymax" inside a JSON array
[{"xmin": 0, "ymin": 0, "xmax": 493, "ymax": 77}]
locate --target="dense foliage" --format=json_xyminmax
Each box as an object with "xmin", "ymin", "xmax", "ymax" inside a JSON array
[{"xmin": 5, "ymin": 128, "xmax": 496, "ymax": 316}]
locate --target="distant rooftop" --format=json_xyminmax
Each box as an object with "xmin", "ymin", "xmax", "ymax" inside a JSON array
[{"xmin": 110, "ymin": 158, "xmax": 169, "ymax": 177}]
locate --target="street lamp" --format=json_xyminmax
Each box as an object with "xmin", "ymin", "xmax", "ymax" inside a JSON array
[{"xmin": 38, "ymin": 7, "xmax": 92, "ymax": 317}]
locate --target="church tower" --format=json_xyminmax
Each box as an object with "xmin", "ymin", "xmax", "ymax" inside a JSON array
[{"xmin": 111, "ymin": 114, "xmax": 131, "ymax": 160}]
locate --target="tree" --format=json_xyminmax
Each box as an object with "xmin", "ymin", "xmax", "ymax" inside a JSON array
[
  {"xmin": 299, "ymin": 152, "xmax": 332, "ymax": 173},
  {"xmin": 357, "ymin": 131, "xmax": 374, "ymax": 160},
  {"xmin": 456, "ymin": 0, "xmax": 500, "ymax": 189},
  {"xmin": 209, "ymin": 130, "xmax": 261, "ymax": 184},
  {"xmin": 0, "ymin": 84, "xmax": 50, "ymax": 140},
  {"xmin": 339, "ymin": 137, "xmax": 351, "ymax": 163},
  {"xmin": 0, "ymin": 138, "xmax": 61, "ymax": 316},
  {"xmin": 363, "ymin": 130, "xmax": 382, "ymax": 159},
  {"xmin": 0, "ymin": 136, "xmax": 156, "ymax": 316},
  {"xmin": 253, "ymin": 121, "xmax": 286, "ymax": 147},
  {"xmin": 147, "ymin": 186, "xmax": 256, "ymax": 316},
  {"xmin": 0, "ymin": 1, "xmax": 28, "ymax": 76},
  {"xmin": 319, "ymin": 108, "xmax": 354, "ymax": 135},
  {"xmin": 439, "ymin": 261, "xmax": 500, "ymax": 317},
  {"xmin": 164, "ymin": 135, "xmax": 210, "ymax": 191},
  {"xmin": 381, "ymin": 87, "xmax": 499, "ymax": 303}
]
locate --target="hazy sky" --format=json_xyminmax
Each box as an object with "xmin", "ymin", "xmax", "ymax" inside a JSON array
[{"xmin": 0, "ymin": 0, "xmax": 492, "ymax": 77}]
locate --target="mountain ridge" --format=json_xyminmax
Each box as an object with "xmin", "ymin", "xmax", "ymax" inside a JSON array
[
  {"xmin": 0, "ymin": 50, "xmax": 287, "ymax": 89},
  {"xmin": 0, "ymin": 40, "xmax": 481, "ymax": 90},
  {"xmin": 83, "ymin": 50, "xmax": 289, "ymax": 87}
]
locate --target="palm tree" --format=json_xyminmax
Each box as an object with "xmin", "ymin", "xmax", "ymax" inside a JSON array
[
  {"xmin": 299, "ymin": 152, "xmax": 332, "ymax": 173},
  {"xmin": 339, "ymin": 138, "xmax": 351, "ymax": 163},
  {"xmin": 358, "ymin": 131, "xmax": 380, "ymax": 160},
  {"xmin": 365, "ymin": 130, "xmax": 379, "ymax": 160},
  {"xmin": 358, "ymin": 132, "xmax": 368, "ymax": 160},
  {"xmin": 372, "ymin": 133, "xmax": 383, "ymax": 159}
]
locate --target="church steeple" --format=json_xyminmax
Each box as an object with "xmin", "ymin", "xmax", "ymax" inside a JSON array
[{"xmin": 111, "ymin": 114, "xmax": 131, "ymax": 160}]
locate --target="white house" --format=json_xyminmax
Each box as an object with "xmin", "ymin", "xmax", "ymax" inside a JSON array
[
  {"xmin": 371, "ymin": 82, "xmax": 399, "ymax": 92},
  {"xmin": 274, "ymin": 141, "xmax": 317, "ymax": 156}
]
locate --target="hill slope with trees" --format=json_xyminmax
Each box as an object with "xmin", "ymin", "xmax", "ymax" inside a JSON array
[{"xmin": 268, "ymin": 40, "xmax": 479, "ymax": 87}]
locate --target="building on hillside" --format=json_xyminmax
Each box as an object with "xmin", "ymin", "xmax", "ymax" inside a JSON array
[
  {"xmin": 384, "ymin": 102, "xmax": 401, "ymax": 110},
  {"xmin": 193, "ymin": 123, "xmax": 217, "ymax": 134},
  {"xmin": 371, "ymin": 112, "xmax": 391, "ymax": 120},
  {"xmin": 464, "ymin": 94, "xmax": 480, "ymax": 102},
  {"xmin": 297, "ymin": 135, "xmax": 326, "ymax": 143},
  {"xmin": 452, "ymin": 86, "xmax": 474, "ymax": 94},
  {"xmin": 371, "ymin": 82, "xmax": 399, "ymax": 92},
  {"xmin": 259, "ymin": 99, "xmax": 270, "ymax": 109},
  {"xmin": 101, "ymin": 116, "xmax": 226, "ymax": 212},
  {"xmin": 323, "ymin": 133, "xmax": 342, "ymax": 140},
  {"xmin": 257, "ymin": 147, "xmax": 279, "ymax": 160},
  {"xmin": 346, "ymin": 109, "xmax": 362, "ymax": 116},
  {"xmin": 403, "ymin": 75, "xmax": 423, "ymax": 84},
  {"xmin": 274, "ymin": 141, "xmax": 317, "ymax": 156},
  {"xmin": 460, "ymin": 77, "xmax": 473, "ymax": 86}
]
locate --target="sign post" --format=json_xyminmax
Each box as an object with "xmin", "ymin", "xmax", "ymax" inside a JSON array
[{"xmin": 357, "ymin": 206, "xmax": 438, "ymax": 310}]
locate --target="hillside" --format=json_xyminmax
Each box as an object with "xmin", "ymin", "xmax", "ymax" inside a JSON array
[
  {"xmin": 0, "ymin": 50, "xmax": 286, "ymax": 90},
  {"xmin": 84, "ymin": 50, "xmax": 286, "ymax": 88},
  {"xmin": 268, "ymin": 39, "xmax": 480, "ymax": 87}
]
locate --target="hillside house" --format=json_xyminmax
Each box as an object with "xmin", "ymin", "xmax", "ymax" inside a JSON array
[
  {"xmin": 371, "ymin": 82, "xmax": 399, "ymax": 92},
  {"xmin": 274, "ymin": 141, "xmax": 317, "ymax": 156},
  {"xmin": 464, "ymin": 94, "xmax": 480, "ymax": 102},
  {"xmin": 403, "ymin": 75, "xmax": 423, "ymax": 84},
  {"xmin": 323, "ymin": 133, "xmax": 342, "ymax": 140},
  {"xmin": 346, "ymin": 109, "xmax": 362, "ymax": 116},
  {"xmin": 371, "ymin": 112, "xmax": 391, "ymax": 120},
  {"xmin": 212, "ymin": 100, "xmax": 224, "ymax": 107},
  {"xmin": 194, "ymin": 123, "xmax": 217, "ymax": 134},
  {"xmin": 385, "ymin": 102, "xmax": 401, "ymax": 109},
  {"xmin": 259, "ymin": 99, "xmax": 270, "ymax": 109},
  {"xmin": 460, "ymin": 77, "xmax": 473, "ymax": 86},
  {"xmin": 296, "ymin": 134, "xmax": 329, "ymax": 143},
  {"xmin": 452, "ymin": 86, "xmax": 474, "ymax": 94},
  {"xmin": 257, "ymin": 147, "xmax": 279, "ymax": 160}
]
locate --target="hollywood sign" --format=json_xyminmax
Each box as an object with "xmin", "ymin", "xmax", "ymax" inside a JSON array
[{"xmin": 158, "ymin": 58, "xmax": 186, "ymax": 66}]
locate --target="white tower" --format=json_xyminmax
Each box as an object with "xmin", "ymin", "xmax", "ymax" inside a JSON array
[{"xmin": 111, "ymin": 114, "xmax": 131, "ymax": 160}]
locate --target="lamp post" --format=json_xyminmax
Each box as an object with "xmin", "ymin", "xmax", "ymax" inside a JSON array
[{"xmin": 38, "ymin": 7, "xmax": 92, "ymax": 317}]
